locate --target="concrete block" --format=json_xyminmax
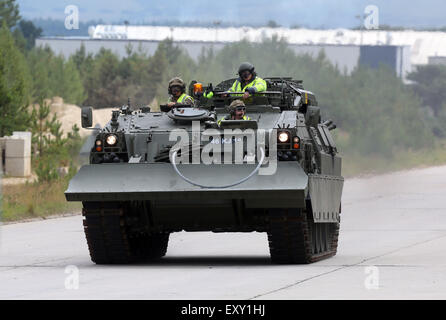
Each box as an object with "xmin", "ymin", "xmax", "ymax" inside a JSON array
[
  {"xmin": 12, "ymin": 132, "xmax": 32, "ymax": 157},
  {"xmin": 13, "ymin": 131, "xmax": 32, "ymax": 140},
  {"xmin": 5, "ymin": 156, "xmax": 31, "ymax": 177},
  {"xmin": 5, "ymin": 138, "xmax": 29, "ymax": 158}
]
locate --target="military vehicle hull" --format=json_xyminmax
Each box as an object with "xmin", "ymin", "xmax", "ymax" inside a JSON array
[{"xmin": 67, "ymin": 77, "xmax": 344, "ymax": 264}]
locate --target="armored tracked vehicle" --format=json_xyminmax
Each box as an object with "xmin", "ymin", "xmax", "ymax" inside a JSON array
[{"xmin": 65, "ymin": 77, "xmax": 343, "ymax": 264}]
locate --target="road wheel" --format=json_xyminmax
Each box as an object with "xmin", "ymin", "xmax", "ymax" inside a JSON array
[{"xmin": 82, "ymin": 201, "xmax": 169, "ymax": 264}]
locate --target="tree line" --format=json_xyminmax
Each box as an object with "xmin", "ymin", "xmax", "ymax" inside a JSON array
[{"xmin": 0, "ymin": 0, "xmax": 83, "ymax": 181}]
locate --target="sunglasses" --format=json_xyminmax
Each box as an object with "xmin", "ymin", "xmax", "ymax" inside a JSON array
[
  {"xmin": 241, "ymin": 71, "xmax": 251, "ymax": 78},
  {"xmin": 236, "ymin": 107, "xmax": 246, "ymax": 112}
]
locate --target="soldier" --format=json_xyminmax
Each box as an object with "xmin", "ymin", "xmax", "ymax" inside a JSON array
[
  {"xmin": 230, "ymin": 62, "xmax": 267, "ymax": 99},
  {"xmin": 167, "ymin": 77, "xmax": 194, "ymax": 107},
  {"xmin": 205, "ymin": 62, "xmax": 267, "ymax": 99},
  {"xmin": 218, "ymin": 100, "xmax": 251, "ymax": 125}
]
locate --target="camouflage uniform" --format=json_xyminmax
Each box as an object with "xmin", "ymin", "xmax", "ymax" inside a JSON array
[{"xmin": 168, "ymin": 77, "xmax": 194, "ymax": 105}]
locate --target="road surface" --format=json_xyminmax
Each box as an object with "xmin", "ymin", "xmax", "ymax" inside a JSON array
[{"xmin": 1, "ymin": 165, "xmax": 446, "ymax": 299}]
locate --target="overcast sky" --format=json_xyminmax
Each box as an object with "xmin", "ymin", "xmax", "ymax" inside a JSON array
[{"xmin": 16, "ymin": 0, "xmax": 446, "ymax": 29}]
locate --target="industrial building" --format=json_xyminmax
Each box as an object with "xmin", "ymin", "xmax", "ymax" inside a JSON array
[{"xmin": 36, "ymin": 25, "xmax": 446, "ymax": 80}]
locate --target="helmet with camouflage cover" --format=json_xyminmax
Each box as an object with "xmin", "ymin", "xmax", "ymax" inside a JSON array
[
  {"xmin": 227, "ymin": 99, "xmax": 246, "ymax": 114},
  {"xmin": 168, "ymin": 77, "xmax": 186, "ymax": 94}
]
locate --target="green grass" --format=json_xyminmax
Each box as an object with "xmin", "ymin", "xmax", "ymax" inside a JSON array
[
  {"xmin": 1, "ymin": 177, "xmax": 82, "ymax": 222},
  {"xmin": 342, "ymin": 140, "xmax": 446, "ymax": 177}
]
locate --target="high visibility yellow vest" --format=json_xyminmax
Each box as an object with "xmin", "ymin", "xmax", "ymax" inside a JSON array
[
  {"xmin": 204, "ymin": 77, "xmax": 267, "ymax": 99},
  {"xmin": 170, "ymin": 93, "xmax": 194, "ymax": 104},
  {"xmin": 228, "ymin": 77, "xmax": 267, "ymax": 96}
]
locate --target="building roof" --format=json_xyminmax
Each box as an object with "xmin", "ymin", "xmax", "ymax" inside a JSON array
[{"xmin": 90, "ymin": 25, "xmax": 446, "ymax": 65}]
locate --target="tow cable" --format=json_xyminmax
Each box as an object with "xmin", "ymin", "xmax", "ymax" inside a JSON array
[{"xmin": 170, "ymin": 147, "xmax": 265, "ymax": 189}]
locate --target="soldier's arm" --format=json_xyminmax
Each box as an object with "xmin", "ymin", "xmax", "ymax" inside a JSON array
[
  {"xmin": 255, "ymin": 78, "xmax": 267, "ymax": 92},
  {"xmin": 246, "ymin": 78, "xmax": 267, "ymax": 94},
  {"xmin": 228, "ymin": 80, "xmax": 239, "ymax": 93},
  {"xmin": 167, "ymin": 96, "xmax": 176, "ymax": 107}
]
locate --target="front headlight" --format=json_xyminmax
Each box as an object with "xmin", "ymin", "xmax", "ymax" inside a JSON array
[
  {"xmin": 278, "ymin": 131, "xmax": 290, "ymax": 143},
  {"xmin": 106, "ymin": 134, "xmax": 118, "ymax": 146}
]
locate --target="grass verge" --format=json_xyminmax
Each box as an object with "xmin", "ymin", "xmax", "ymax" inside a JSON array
[
  {"xmin": 342, "ymin": 140, "xmax": 446, "ymax": 177},
  {"xmin": 1, "ymin": 176, "xmax": 81, "ymax": 222}
]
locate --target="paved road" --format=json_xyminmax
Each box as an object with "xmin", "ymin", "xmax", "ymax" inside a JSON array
[{"xmin": 1, "ymin": 166, "xmax": 446, "ymax": 299}]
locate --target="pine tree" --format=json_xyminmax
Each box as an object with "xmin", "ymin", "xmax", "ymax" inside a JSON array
[
  {"xmin": 30, "ymin": 98, "xmax": 51, "ymax": 156},
  {"xmin": 148, "ymin": 44, "xmax": 168, "ymax": 101},
  {"xmin": 17, "ymin": 20, "xmax": 42, "ymax": 50},
  {"xmin": 62, "ymin": 58, "xmax": 86, "ymax": 105},
  {"xmin": 30, "ymin": 97, "xmax": 71, "ymax": 182},
  {"xmin": 27, "ymin": 47, "xmax": 51, "ymax": 100},
  {"xmin": 0, "ymin": 22, "xmax": 31, "ymax": 136},
  {"xmin": 0, "ymin": 0, "xmax": 20, "ymax": 28}
]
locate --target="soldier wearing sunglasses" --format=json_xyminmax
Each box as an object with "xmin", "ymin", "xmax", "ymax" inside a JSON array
[{"xmin": 218, "ymin": 100, "xmax": 251, "ymax": 125}]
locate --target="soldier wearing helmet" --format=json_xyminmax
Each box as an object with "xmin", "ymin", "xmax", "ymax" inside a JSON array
[
  {"xmin": 217, "ymin": 99, "xmax": 251, "ymax": 125},
  {"xmin": 204, "ymin": 62, "xmax": 267, "ymax": 99},
  {"xmin": 230, "ymin": 62, "xmax": 267, "ymax": 98},
  {"xmin": 167, "ymin": 77, "xmax": 194, "ymax": 107}
]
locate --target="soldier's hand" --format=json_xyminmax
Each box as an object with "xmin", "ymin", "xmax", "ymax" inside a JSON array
[
  {"xmin": 167, "ymin": 102, "xmax": 175, "ymax": 107},
  {"xmin": 243, "ymin": 92, "xmax": 250, "ymax": 99}
]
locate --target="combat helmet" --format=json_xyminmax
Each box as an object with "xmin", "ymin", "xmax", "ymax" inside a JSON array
[
  {"xmin": 238, "ymin": 62, "xmax": 256, "ymax": 77},
  {"xmin": 168, "ymin": 77, "xmax": 186, "ymax": 94},
  {"xmin": 227, "ymin": 99, "xmax": 246, "ymax": 115}
]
